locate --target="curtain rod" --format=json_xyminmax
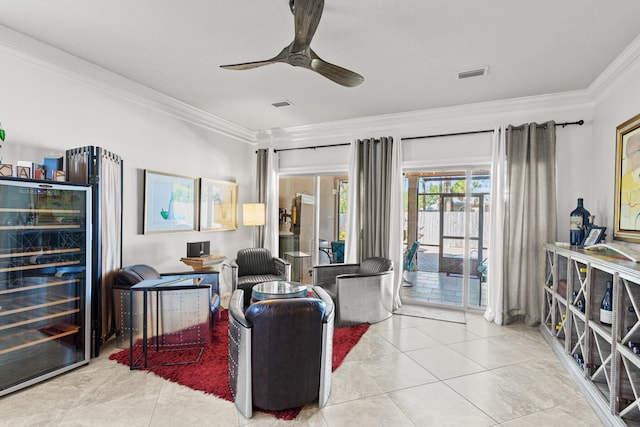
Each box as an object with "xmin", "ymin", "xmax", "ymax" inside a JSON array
[
  {"xmin": 272, "ymin": 120, "xmax": 584, "ymax": 152},
  {"xmin": 274, "ymin": 142, "xmax": 350, "ymax": 153},
  {"xmin": 402, "ymin": 120, "xmax": 584, "ymax": 141}
]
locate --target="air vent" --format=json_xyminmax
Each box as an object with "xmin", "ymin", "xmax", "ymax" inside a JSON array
[
  {"xmin": 456, "ymin": 67, "xmax": 489, "ymax": 80},
  {"xmin": 271, "ymin": 100, "xmax": 293, "ymax": 108}
]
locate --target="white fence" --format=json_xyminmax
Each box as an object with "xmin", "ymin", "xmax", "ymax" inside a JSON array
[{"xmin": 413, "ymin": 211, "xmax": 490, "ymax": 249}]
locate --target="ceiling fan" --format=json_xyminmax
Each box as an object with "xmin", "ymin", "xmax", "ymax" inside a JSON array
[{"xmin": 220, "ymin": 0, "xmax": 364, "ymax": 87}]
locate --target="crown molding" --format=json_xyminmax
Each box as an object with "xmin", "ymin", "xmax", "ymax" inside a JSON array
[
  {"xmin": 0, "ymin": 25, "xmax": 258, "ymax": 144},
  {"xmin": 588, "ymin": 33, "xmax": 640, "ymax": 102},
  {"xmin": 258, "ymin": 89, "xmax": 594, "ymax": 147}
]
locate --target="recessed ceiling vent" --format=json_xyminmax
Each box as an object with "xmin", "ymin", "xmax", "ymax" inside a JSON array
[
  {"xmin": 456, "ymin": 67, "xmax": 489, "ymax": 80},
  {"xmin": 271, "ymin": 100, "xmax": 293, "ymax": 108}
]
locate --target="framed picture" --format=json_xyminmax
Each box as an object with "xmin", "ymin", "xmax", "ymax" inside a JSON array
[
  {"xmin": 199, "ymin": 178, "xmax": 238, "ymax": 231},
  {"xmin": 582, "ymin": 226, "xmax": 606, "ymax": 247},
  {"xmin": 615, "ymin": 113, "xmax": 640, "ymax": 243},
  {"xmin": 144, "ymin": 170, "xmax": 198, "ymax": 234}
]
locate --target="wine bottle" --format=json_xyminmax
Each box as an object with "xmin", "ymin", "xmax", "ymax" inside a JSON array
[
  {"xmin": 573, "ymin": 353, "xmax": 584, "ymax": 370},
  {"xmin": 570, "ymin": 198, "xmax": 591, "ymax": 245},
  {"xmin": 578, "ymin": 267, "xmax": 587, "ymax": 282},
  {"xmin": 572, "ymin": 291, "xmax": 585, "ymax": 313},
  {"xmin": 600, "ymin": 281, "xmax": 613, "ymax": 326}
]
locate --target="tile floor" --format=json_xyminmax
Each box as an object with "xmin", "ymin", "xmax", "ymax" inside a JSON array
[
  {"xmin": 0, "ymin": 309, "xmax": 604, "ymax": 426},
  {"xmin": 401, "ymin": 271, "xmax": 488, "ymax": 309}
]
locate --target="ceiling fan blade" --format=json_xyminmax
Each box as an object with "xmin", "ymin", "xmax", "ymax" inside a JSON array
[
  {"xmin": 292, "ymin": 0, "xmax": 324, "ymax": 50},
  {"xmin": 310, "ymin": 50, "xmax": 364, "ymax": 87},
  {"xmin": 220, "ymin": 60, "xmax": 277, "ymax": 70},
  {"xmin": 220, "ymin": 48, "xmax": 288, "ymax": 70}
]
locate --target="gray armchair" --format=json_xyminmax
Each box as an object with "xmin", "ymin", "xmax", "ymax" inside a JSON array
[
  {"xmin": 223, "ymin": 248, "xmax": 291, "ymax": 306},
  {"xmin": 112, "ymin": 264, "xmax": 220, "ymax": 348},
  {"xmin": 313, "ymin": 257, "xmax": 394, "ymax": 325},
  {"xmin": 228, "ymin": 287, "xmax": 334, "ymax": 418}
]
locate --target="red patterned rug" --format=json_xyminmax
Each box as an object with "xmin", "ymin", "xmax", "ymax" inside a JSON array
[{"xmin": 109, "ymin": 309, "xmax": 369, "ymax": 420}]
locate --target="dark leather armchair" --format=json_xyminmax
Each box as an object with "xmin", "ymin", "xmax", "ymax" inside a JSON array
[
  {"xmin": 228, "ymin": 286, "xmax": 334, "ymax": 418},
  {"xmin": 112, "ymin": 264, "xmax": 221, "ymax": 347},
  {"xmin": 223, "ymin": 248, "xmax": 291, "ymax": 306},
  {"xmin": 313, "ymin": 257, "xmax": 394, "ymax": 325}
]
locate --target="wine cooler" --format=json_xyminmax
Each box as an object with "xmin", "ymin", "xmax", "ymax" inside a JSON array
[{"xmin": 0, "ymin": 177, "xmax": 91, "ymax": 396}]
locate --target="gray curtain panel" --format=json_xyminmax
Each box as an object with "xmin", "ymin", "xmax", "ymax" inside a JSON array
[
  {"xmin": 354, "ymin": 137, "xmax": 394, "ymax": 260},
  {"xmin": 503, "ymin": 121, "xmax": 557, "ymax": 325},
  {"xmin": 255, "ymin": 148, "xmax": 268, "ymax": 248}
]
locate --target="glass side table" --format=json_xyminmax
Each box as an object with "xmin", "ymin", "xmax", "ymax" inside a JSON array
[
  {"xmin": 129, "ymin": 277, "xmax": 206, "ymax": 369},
  {"xmin": 251, "ymin": 280, "xmax": 308, "ymax": 301}
]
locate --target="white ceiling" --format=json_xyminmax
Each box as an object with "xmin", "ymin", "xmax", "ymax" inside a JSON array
[{"xmin": 1, "ymin": 0, "xmax": 640, "ymax": 134}]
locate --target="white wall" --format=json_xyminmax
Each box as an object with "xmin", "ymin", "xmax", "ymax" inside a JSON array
[
  {"xmin": 278, "ymin": 145, "xmax": 350, "ymax": 174},
  {"xmin": 0, "ymin": 51, "xmax": 255, "ymax": 272},
  {"xmin": 590, "ymin": 57, "xmax": 640, "ymax": 248}
]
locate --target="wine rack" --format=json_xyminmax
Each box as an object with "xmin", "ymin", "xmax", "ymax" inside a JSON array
[
  {"xmin": 616, "ymin": 274, "xmax": 640, "ymax": 421},
  {"xmin": 0, "ymin": 177, "xmax": 91, "ymax": 396},
  {"xmin": 542, "ymin": 254, "xmax": 553, "ymax": 334},
  {"xmin": 542, "ymin": 244, "xmax": 640, "ymax": 426}
]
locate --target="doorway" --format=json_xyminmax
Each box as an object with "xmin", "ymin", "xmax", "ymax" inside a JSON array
[
  {"xmin": 402, "ymin": 168, "xmax": 490, "ymax": 310},
  {"xmin": 278, "ymin": 175, "xmax": 347, "ymax": 284}
]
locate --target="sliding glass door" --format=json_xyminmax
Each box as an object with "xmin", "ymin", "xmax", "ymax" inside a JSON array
[
  {"xmin": 278, "ymin": 175, "xmax": 347, "ymax": 284},
  {"xmin": 403, "ymin": 168, "xmax": 490, "ymax": 310}
]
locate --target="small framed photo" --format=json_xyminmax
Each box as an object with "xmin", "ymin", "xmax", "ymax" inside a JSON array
[
  {"xmin": 53, "ymin": 170, "xmax": 66, "ymax": 182},
  {"xmin": 582, "ymin": 226, "xmax": 606, "ymax": 247},
  {"xmin": 0, "ymin": 164, "xmax": 13, "ymax": 176},
  {"xmin": 16, "ymin": 166, "xmax": 30, "ymax": 179}
]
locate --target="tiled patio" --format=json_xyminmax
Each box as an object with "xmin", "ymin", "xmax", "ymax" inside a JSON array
[{"xmin": 401, "ymin": 271, "xmax": 488, "ymax": 309}]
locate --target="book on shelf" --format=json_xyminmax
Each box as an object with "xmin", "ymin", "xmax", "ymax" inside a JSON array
[
  {"xmin": 42, "ymin": 157, "xmax": 63, "ymax": 180},
  {"xmin": 583, "ymin": 242, "xmax": 640, "ymax": 263}
]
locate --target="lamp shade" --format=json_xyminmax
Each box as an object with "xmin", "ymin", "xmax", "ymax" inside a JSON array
[{"xmin": 243, "ymin": 203, "xmax": 265, "ymax": 226}]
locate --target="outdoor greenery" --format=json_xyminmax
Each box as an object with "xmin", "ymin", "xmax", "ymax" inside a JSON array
[
  {"xmin": 338, "ymin": 180, "xmax": 348, "ymax": 240},
  {"xmin": 416, "ymin": 177, "xmax": 484, "ymax": 210}
]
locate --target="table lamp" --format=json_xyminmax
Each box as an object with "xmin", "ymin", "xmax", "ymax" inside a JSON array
[{"xmin": 243, "ymin": 203, "xmax": 265, "ymax": 226}]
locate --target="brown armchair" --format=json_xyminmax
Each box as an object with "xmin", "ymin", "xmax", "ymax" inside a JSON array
[
  {"xmin": 313, "ymin": 257, "xmax": 394, "ymax": 325},
  {"xmin": 223, "ymin": 248, "xmax": 291, "ymax": 306}
]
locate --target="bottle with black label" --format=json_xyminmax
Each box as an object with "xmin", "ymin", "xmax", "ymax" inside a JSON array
[
  {"xmin": 600, "ymin": 281, "xmax": 613, "ymax": 326},
  {"xmin": 570, "ymin": 198, "xmax": 590, "ymax": 245}
]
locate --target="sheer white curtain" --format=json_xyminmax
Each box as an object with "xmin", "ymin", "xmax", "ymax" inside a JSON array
[
  {"xmin": 256, "ymin": 148, "xmax": 279, "ymax": 253},
  {"xmin": 484, "ymin": 127, "xmax": 506, "ymax": 324},
  {"xmin": 388, "ymin": 136, "xmax": 404, "ymax": 310},
  {"xmin": 345, "ymin": 141, "xmax": 359, "ymax": 263}
]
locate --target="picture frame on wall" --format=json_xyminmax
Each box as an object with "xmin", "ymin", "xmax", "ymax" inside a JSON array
[
  {"xmin": 199, "ymin": 178, "xmax": 238, "ymax": 231},
  {"xmin": 143, "ymin": 170, "xmax": 198, "ymax": 234},
  {"xmin": 615, "ymin": 113, "xmax": 640, "ymax": 243}
]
